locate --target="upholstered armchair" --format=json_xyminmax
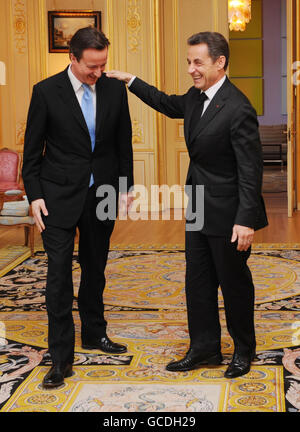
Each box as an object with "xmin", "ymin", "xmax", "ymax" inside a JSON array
[{"xmin": 0, "ymin": 148, "xmax": 35, "ymax": 256}]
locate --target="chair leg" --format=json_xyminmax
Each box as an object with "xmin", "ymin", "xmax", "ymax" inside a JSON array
[
  {"xmin": 29, "ymin": 225, "xmax": 34, "ymax": 256},
  {"xmin": 24, "ymin": 226, "xmax": 29, "ymax": 247},
  {"xmin": 24, "ymin": 225, "xmax": 34, "ymax": 256}
]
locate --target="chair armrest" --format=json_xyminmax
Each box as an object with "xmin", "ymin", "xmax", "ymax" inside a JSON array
[
  {"xmin": 4, "ymin": 189, "xmax": 23, "ymax": 196},
  {"xmin": 0, "ymin": 189, "xmax": 26, "ymax": 210}
]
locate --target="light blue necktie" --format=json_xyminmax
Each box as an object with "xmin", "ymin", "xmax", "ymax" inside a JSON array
[{"xmin": 81, "ymin": 84, "xmax": 95, "ymax": 187}]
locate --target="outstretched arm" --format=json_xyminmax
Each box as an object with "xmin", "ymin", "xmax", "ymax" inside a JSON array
[
  {"xmin": 106, "ymin": 70, "xmax": 186, "ymax": 119},
  {"xmin": 106, "ymin": 70, "xmax": 134, "ymax": 84}
]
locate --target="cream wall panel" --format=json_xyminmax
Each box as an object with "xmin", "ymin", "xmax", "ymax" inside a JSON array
[
  {"xmin": 133, "ymin": 159, "xmax": 146, "ymax": 187},
  {"xmin": 133, "ymin": 153, "xmax": 155, "ymax": 189},
  {"xmin": 133, "ymin": 152, "xmax": 156, "ymax": 211},
  {"xmin": 107, "ymin": 0, "xmax": 158, "ymax": 210},
  {"xmin": 13, "ymin": 0, "xmax": 30, "ymax": 151},
  {"xmin": 0, "ymin": 0, "xmax": 15, "ymax": 149},
  {"xmin": 0, "ymin": 0, "xmax": 49, "ymax": 151},
  {"xmin": 27, "ymin": 0, "xmax": 48, "ymax": 87},
  {"xmin": 212, "ymin": 0, "xmax": 230, "ymax": 42},
  {"xmin": 0, "ymin": 0, "xmax": 31, "ymax": 151},
  {"xmin": 109, "ymin": 0, "xmax": 157, "ymax": 156}
]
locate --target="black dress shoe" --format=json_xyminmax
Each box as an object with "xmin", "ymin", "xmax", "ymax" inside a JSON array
[
  {"xmin": 224, "ymin": 352, "xmax": 256, "ymax": 379},
  {"xmin": 82, "ymin": 336, "xmax": 127, "ymax": 354},
  {"xmin": 166, "ymin": 350, "xmax": 223, "ymax": 372},
  {"xmin": 42, "ymin": 363, "xmax": 73, "ymax": 389}
]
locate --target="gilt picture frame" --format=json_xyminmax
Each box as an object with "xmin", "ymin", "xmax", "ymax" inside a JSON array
[{"xmin": 48, "ymin": 10, "xmax": 101, "ymax": 53}]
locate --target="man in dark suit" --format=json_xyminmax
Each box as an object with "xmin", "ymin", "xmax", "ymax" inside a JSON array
[
  {"xmin": 107, "ymin": 32, "xmax": 268, "ymax": 378},
  {"xmin": 22, "ymin": 27, "xmax": 134, "ymax": 388}
]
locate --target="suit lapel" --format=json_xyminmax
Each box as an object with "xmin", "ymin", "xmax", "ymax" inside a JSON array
[
  {"xmin": 185, "ymin": 89, "xmax": 200, "ymax": 143},
  {"xmin": 188, "ymin": 77, "xmax": 230, "ymax": 144},
  {"xmin": 56, "ymin": 69, "xmax": 91, "ymax": 146},
  {"xmin": 95, "ymin": 74, "xmax": 108, "ymax": 139}
]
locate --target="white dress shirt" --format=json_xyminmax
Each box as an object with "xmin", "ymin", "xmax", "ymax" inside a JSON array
[
  {"xmin": 201, "ymin": 75, "xmax": 226, "ymax": 115},
  {"xmin": 67, "ymin": 65, "xmax": 97, "ymax": 121}
]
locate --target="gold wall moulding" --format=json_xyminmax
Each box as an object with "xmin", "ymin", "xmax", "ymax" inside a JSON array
[
  {"xmin": 13, "ymin": 0, "xmax": 27, "ymax": 54},
  {"xmin": 127, "ymin": 0, "xmax": 142, "ymax": 52},
  {"xmin": 16, "ymin": 120, "xmax": 26, "ymax": 149},
  {"xmin": 132, "ymin": 119, "xmax": 144, "ymax": 145}
]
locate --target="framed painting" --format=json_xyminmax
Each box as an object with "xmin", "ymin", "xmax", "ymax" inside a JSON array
[{"xmin": 48, "ymin": 10, "xmax": 101, "ymax": 53}]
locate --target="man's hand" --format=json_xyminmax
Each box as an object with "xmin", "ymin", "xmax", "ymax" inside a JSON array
[
  {"xmin": 106, "ymin": 70, "xmax": 134, "ymax": 83},
  {"xmin": 231, "ymin": 224, "xmax": 254, "ymax": 251},
  {"xmin": 31, "ymin": 199, "xmax": 48, "ymax": 233},
  {"xmin": 119, "ymin": 192, "xmax": 134, "ymax": 216}
]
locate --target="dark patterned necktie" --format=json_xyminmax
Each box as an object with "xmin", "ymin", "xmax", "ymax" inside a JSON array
[{"xmin": 190, "ymin": 91, "xmax": 208, "ymax": 133}]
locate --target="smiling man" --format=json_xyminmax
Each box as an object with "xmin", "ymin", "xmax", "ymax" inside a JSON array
[
  {"xmin": 107, "ymin": 31, "xmax": 268, "ymax": 378},
  {"xmin": 22, "ymin": 27, "xmax": 134, "ymax": 388},
  {"xmin": 187, "ymin": 40, "xmax": 227, "ymax": 90}
]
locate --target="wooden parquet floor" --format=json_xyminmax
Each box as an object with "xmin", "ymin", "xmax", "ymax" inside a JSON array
[{"xmin": 0, "ymin": 193, "xmax": 299, "ymax": 248}]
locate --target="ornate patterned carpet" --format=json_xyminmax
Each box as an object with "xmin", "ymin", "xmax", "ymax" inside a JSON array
[{"xmin": 0, "ymin": 244, "xmax": 300, "ymax": 412}]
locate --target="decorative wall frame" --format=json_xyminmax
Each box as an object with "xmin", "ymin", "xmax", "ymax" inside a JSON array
[{"xmin": 48, "ymin": 10, "xmax": 101, "ymax": 53}]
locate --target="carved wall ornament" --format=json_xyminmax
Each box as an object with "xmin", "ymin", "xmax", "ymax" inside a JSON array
[
  {"xmin": 127, "ymin": 0, "xmax": 141, "ymax": 52},
  {"xmin": 13, "ymin": 0, "xmax": 27, "ymax": 54},
  {"xmin": 16, "ymin": 120, "xmax": 26, "ymax": 149},
  {"xmin": 132, "ymin": 119, "xmax": 144, "ymax": 145}
]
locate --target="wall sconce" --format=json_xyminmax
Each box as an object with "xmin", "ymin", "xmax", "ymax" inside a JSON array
[{"xmin": 228, "ymin": 0, "xmax": 251, "ymax": 31}]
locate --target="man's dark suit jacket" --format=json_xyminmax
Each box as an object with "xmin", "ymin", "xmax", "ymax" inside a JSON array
[
  {"xmin": 129, "ymin": 76, "xmax": 268, "ymax": 236},
  {"xmin": 22, "ymin": 69, "xmax": 133, "ymax": 228}
]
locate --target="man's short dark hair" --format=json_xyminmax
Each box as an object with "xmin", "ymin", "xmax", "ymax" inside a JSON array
[
  {"xmin": 69, "ymin": 27, "xmax": 110, "ymax": 61},
  {"xmin": 187, "ymin": 32, "xmax": 229, "ymax": 71}
]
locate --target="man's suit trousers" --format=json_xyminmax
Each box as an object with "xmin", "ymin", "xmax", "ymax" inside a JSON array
[
  {"xmin": 41, "ymin": 186, "xmax": 115, "ymax": 364},
  {"xmin": 185, "ymin": 229, "xmax": 256, "ymax": 357}
]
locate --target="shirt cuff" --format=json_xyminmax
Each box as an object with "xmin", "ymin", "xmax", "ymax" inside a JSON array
[{"xmin": 127, "ymin": 76, "xmax": 136, "ymax": 87}]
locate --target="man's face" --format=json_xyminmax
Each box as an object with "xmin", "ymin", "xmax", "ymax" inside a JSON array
[
  {"xmin": 70, "ymin": 47, "xmax": 108, "ymax": 85},
  {"xmin": 187, "ymin": 43, "xmax": 225, "ymax": 91}
]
